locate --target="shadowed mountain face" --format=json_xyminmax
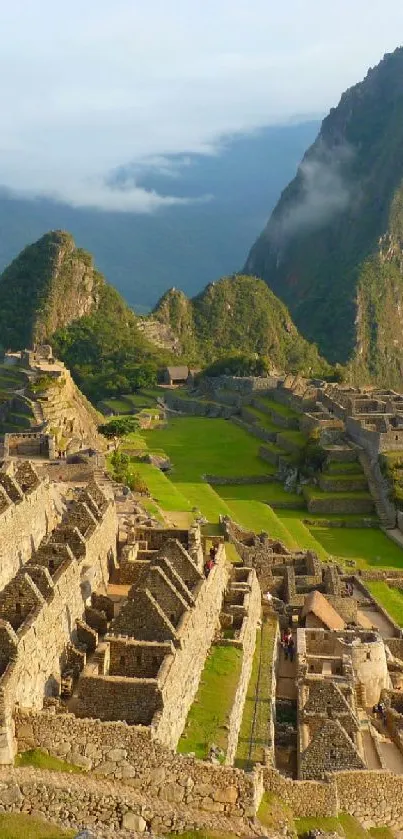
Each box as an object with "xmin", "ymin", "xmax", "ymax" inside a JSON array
[
  {"xmin": 244, "ymin": 47, "xmax": 403, "ymax": 387},
  {"xmin": 0, "ymin": 122, "xmax": 318, "ymax": 312}
]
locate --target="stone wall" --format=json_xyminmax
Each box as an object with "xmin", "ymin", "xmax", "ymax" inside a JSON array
[
  {"xmin": 225, "ymin": 571, "xmax": 261, "ymax": 764},
  {"xmin": 15, "ymin": 712, "xmax": 255, "ymax": 819},
  {"xmin": 0, "ymin": 765, "xmax": 254, "ymax": 837},
  {"xmin": 0, "ymin": 489, "xmax": 117, "ymax": 762},
  {"xmin": 0, "ymin": 467, "xmax": 60, "ymax": 592},
  {"xmin": 152, "ymin": 548, "xmax": 229, "ymax": 748}
]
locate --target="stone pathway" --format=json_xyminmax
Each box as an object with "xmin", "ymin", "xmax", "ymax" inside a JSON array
[{"xmin": 276, "ymin": 642, "xmax": 297, "ymax": 700}]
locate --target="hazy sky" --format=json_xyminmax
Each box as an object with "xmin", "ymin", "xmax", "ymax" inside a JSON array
[{"xmin": 1, "ymin": 0, "xmax": 402, "ymax": 211}]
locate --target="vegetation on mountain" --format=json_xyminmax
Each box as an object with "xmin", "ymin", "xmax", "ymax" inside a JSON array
[
  {"xmin": 244, "ymin": 47, "xmax": 403, "ymax": 386},
  {"xmin": 0, "ymin": 230, "xmax": 172, "ymax": 402},
  {"xmin": 154, "ymin": 275, "xmax": 329, "ymax": 376}
]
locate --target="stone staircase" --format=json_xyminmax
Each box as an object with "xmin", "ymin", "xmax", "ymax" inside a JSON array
[{"xmin": 354, "ymin": 447, "xmax": 396, "ymax": 528}]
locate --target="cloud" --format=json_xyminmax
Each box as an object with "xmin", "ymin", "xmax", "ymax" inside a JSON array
[
  {"xmin": 272, "ymin": 141, "xmax": 354, "ymax": 243},
  {"xmin": 0, "ymin": 1, "xmax": 402, "ymax": 210}
]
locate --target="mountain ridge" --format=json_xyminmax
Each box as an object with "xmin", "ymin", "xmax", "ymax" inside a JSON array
[{"xmin": 244, "ymin": 47, "xmax": 403, "ymax": 386}]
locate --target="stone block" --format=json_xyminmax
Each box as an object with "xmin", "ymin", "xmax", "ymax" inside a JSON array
[
  {"xmin": 200, "ymin": 797, "xmax": 225, "ymax": 813},
  {"xmin": 122, "ymin": 812, "xmax": 147, "ymax": 832},
  {"xmin": 0, "ymin": 784, "xmax": 23, "ymax": 806},
  {"xmin": 107, "ymin": 747, "xmax": 127, "ymax": 761},
  {"xmin": 213, "ymin": 785, "xmax": 238, "ymax": 804}
]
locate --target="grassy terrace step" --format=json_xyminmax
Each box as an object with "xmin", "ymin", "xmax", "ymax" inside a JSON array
[
  {"xmin": 276, "ymin": 512, "xmax": 330, "ymax": 560},
  {"xmin": 132, "ymin": 463, "xmax": 192, "ymax": 511},
  {"xmin": 242, "ymin": 406, "xmax": 280, "ymax": 432},
  {"xmin": 325, "ymin": 461, "xmax": 362, "ymax": 474},
  {"xmin": 276, "ymin": 429, "xmax": 307, "ymax": 454},
  {"xmin": 102, "ymin": 396, "xmax": 134, "ymax": 414},
  {"xmin": 366, "ymin": 581, "xmax": 403, "ymax": 626},
  {"xmin": 216, "ymin": 482, "xmax": 304, "ymax": 508},
  {"xmin": 308, "ymin": 526, "xmax": 403, "ymax": 571},
  {"xmin": 255, "ymin": 395, "xmax": 299, "ymax": 419},
  {"xmin": 177, "ymin": 645, "xmax": 243, "ymax": 760},
  {"xmin": 235, "ymin": 613, "xmax": 278, "ymax": 770},
  {"xmin": 224, "ymin": 500, "xmax": 297, "ymax": 548},
  {"xmin": 319, "ymin": 473, "xmax": 369, "ymax": 493}
]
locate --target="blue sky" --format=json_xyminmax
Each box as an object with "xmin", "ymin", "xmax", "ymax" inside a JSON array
[{"xmin": 1, "ymin": 0, "xmax": 402, "ymax": 211}]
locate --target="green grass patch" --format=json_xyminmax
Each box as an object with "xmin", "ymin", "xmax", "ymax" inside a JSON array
[
  {"xmin": 243, "ymin": 406, "xmax": 280, "ymax": 432},
  {"xmin": 369, "ymin": 829, "xmax": 396, "ymax": 839},
  {"xmin": 0, "ymin": 813, "xmax": 74, "ymax": 839},
  {"xmin": 224, "ymin": 542, "xmax": 242, "ymax": 564},
  {"xmin": 366, "ymin": 581, "xmax": 403, "ymax": 626},
  {"xmin": 309, "ymin": 527, "xmax": 403, "ymax": 570},
  {"xmin": 257, "ymin": 792, "xmax": 296, "ymax": 836},
  {"xmin": 304, "ymin": 486, "xmax": 372, "ymax": 501},
  {"xmin": 175, "ymin": 482, "xmax": 233, "ymax": 521},
  {"xmin": 224, "ymin": 501, "xmax": 297, "ymax": 548},
  {"xmin": 294, "ymin": 813, "xmax": 370, "ymax": 839},
  {"xmin": 325, "ymin": 461, "xmax": 363, "ymax": 474},
  {"xmin": 236, "ymin": 614, "xmax": 277, "ymax": 769},
  {"xmin": 133, "ymin": 463, "xmax": 192, "ymax": 511},
  {"xmin": 178, "ymin": 645, "xmax": 242, "ymax": 759},
  {"xmin": 141, "ymin": 500, "xmax": 166, "ymax": 523},
  {"xmin": 102, "ymin": 397, "xmax": 133, "ymax": 413},
  {"xmin": 143, "ymin": 417, "xmax": 270, "ymax": 479},
  {"xmin": 257, "ymin": 396, "xmax": 299, "ymax": 418},
  {"xmin": 215, "ymin": 482, "xmax": 302, "ymax": 506},
  {"xmin": 276, "ymin": 512, "xmax": 329, "ymax": 560},
  {"xmin": 15, "ymin": 749, "xmax": 82, "ymax": 774},
  {"xmin": 277, "ymin": 429, "xmax": 306, "ymax": 447}
]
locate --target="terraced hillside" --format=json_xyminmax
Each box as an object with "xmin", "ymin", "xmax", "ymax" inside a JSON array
[{"xmin": 107, "ymin": 398, "xmax": 403, "ymax": 574}]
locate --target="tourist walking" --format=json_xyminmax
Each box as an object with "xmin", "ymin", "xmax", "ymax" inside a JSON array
[{"xmin": 287, "ymin": 635, "xmax": 295, "ymax": 663}]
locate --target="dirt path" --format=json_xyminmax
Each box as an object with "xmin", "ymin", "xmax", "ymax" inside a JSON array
[
  {"xmin": 378, "ymin": 739, "xmax": 403, "ymax": 773},
  {"xmin": 362, "ymin": 729, "xmax": 382, "ymax": 769}
]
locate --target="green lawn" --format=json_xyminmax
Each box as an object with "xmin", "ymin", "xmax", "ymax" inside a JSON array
[
  {"xmin": 134, "ymin": 463, "xmax": 192, "ymax": 511},
  {"xmin": 366, "ymin": 581, "xmax": 403, "ymax": 626},
  {"xmin": 175, "ymin": 482, "xmax": 233, "ymax": 521},
  {"xmin": 215, "ymin": 482, "xmax": 302, "ymax": 506},
  {"xmin": 143, "ymin": 418, "xmax": 269, "ymax": 479},
  {"xmin": 223, "ymin": 501, "xmax": 297, "ymax": 548},
  {"xmin": 276, "ymin": 512, "xmax": 330, "ymax": 560},
  {"xmin": 309, "ymin": 527, "xmax": 403, "ymax": 570},
  {"xmin": 178, "ymin": 645, "xmax": 242, "ymax": 759},
  {"xmin": 0, "ymin": 813, "xmax": 74, "ymax": 838},
  {"xmin": 236, "ymin": 614, "xmax": 277, "ymax": 770}
]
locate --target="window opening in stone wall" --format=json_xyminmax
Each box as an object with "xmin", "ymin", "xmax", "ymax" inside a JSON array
[
  {"xmin": 120, "ymin": 656, "xmax": 126, "ymax": 668},
  {"xmin": 49, "ymin": 558, "xmax": 55, "ymax": 572},
  {"xmin": 366, "ymin": 651, "xmax": 371, "ymax": 660},
  {"xmin": 15, "ymin": 602, "xmax": 22, "ymax": 615},
  {"xmin": 136, "ymin": 653, "xmax": 141, "ymax": 666},
  {"xmin": 170, "ymin": 613, "xmax": 175, "ymax": 623}
]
